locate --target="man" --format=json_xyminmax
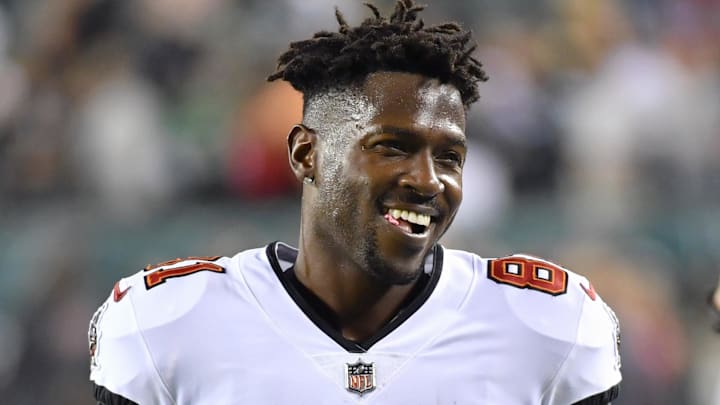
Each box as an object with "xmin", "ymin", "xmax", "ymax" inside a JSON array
[{"xmin": 88, "ymin": 1, "xmax": 622, "ymax": 403}]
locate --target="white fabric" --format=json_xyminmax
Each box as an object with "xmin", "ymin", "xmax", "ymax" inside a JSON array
[{"xmin": 89, "ymin": 245, "xmax": 621, "ymax": 404}]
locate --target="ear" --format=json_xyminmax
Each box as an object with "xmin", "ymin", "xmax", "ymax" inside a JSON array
[{"xmin": 287, "ymin": 124, "xmax": 317, "ymax": 183}]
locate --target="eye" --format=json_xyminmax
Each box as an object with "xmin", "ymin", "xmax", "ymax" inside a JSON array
[
  {"xmin": 436, "ymin": 150, "xmax": 464, "ymax": 168},
  {"xmin": 371, "ymin": 139, "xmax": 407, "ymax": 155}
]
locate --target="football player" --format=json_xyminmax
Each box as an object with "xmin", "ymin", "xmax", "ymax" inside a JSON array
[{"xmin": 88, "ymin": 1, "xmax": 622, "ymax": 403}]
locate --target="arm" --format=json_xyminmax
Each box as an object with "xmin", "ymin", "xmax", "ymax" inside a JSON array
[
  {"xmin": 88, "ymin": 278, "xmax": 174, "ymax": 405},
  {"xmin": 544, "ymin": 291, "xmax": 622, "ymax": 405},
  {"xmin": 94, "ymin": 382, "xmax": 139, "ymax": 405},
  {"xmin": 571, "ymin": 384, "xmax": 620, "ymax": 405}
]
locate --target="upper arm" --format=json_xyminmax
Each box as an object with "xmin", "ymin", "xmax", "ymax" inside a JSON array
[
  {"xmin": 88, "ymin": 278, "xmax": 174, "ymax": 405},
  {"xmin": 544, "ymin": 285, "xmax": 622, "ymax": 405},
  {"xmin": 94, "ymin": 381, "xmax": 140, "ymax": 405},
  {"xmin": 571, "ymin": 384, "xmax": 620, "ymax": 405}
]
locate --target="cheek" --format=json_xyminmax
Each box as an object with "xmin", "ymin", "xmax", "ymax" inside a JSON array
[
  {"xmin": 444, "ymin": 174, "xmax": 463, "ymax": 207},
  {"xmin": 345, "ymin": 152, "xmax": 380, "ymax": 190},
  {"xmin": 318, "ymin": 160, "xmax": 371, "ymax": 216}
]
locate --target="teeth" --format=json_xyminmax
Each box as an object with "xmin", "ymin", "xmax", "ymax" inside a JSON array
[
  {"xmin": 409, "ymin": 212, "xmax": 417, "ymax": 224},
  {"xmin": 388, "ymin": 209, "xmax": 431, "ymax": 227}
]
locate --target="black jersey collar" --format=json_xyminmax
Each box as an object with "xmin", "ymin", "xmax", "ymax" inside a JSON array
[{"xmin": 265, "ymin": 242, "xmax": 443, "ymax": 353}]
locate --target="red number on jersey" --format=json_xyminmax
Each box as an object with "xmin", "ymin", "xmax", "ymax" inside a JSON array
[
  {"xmin": 144, "ymin": 257, "xmax": 224, "ymax": 290},
  {"xmin": 488, "ymin": 256, "xmax": 568, "ymax": 296},
  {"xmin": 144, "ymin": 256, "xmax": 221, "ymax": 271}
]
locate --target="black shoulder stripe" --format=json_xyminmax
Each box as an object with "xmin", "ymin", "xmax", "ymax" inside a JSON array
[
  {"xmin": 94, "ymin": 383, "xmax": 139, "ymax": 405},
  {"xmin": 572, "ymin": 383, "xmax": 620, "ymax": 405}
]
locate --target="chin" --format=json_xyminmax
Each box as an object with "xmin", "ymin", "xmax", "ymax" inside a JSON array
[
  {"xmin": 357, "ymin": 230, "xmax": 430, "ymax": 285},
  {"xmin": 365, "ymin": 254, "xmax": 425, "ymax": 286}
]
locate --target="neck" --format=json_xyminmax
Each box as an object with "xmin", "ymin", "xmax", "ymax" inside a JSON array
[{"xmin": 294, "ymin": 235, "xmax": 420, "ymax": 342}]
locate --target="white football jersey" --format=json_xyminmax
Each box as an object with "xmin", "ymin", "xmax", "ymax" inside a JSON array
[{"xmin": 88, "ymin": 242, "xmax": 621, "ymax": 404}]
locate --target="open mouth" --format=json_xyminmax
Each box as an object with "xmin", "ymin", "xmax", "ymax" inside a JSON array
[{"xmin": 383, "ymin": 208, "xmax": 432, "ymax": 235}]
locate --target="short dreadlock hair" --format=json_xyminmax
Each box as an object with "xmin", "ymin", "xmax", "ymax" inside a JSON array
[{"xmin": 268, "ymin": 0, "xmax": 488, "ymax": 109}]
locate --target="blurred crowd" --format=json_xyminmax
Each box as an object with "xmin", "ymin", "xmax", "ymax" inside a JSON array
[{"xmin": 0, "ymin": 0, "xmax": 718, "ymax": 403}]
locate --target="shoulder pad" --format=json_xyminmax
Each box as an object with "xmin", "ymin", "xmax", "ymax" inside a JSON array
[
  {"xmin": 88, "ymin": 255, "xmax": 231, "ymax": 403},
  {"xmin": 486, "ymin": 254, "xmax": 616, "ymax": 343},
  {"xmin": 482, "ymin": 253, "xmax": 622, "ymax": 402},
  {"xmin": 123, "ymin": 255, "xmax": 230, "ymax": 329}
]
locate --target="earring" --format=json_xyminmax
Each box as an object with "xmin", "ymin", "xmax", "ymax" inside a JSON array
[{"xmin": 303, "ymin": 177, "xmax": 314, "ymax": 185}]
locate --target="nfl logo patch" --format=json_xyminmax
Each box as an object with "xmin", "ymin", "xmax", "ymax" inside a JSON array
[{"xmin": 345, "ymin": 359, "xmax": 376, "ymax": 395}]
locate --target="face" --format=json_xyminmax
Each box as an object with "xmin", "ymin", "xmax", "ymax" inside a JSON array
[{"xmin": 307, "ymin": 72, "xmax": 466, "ymax": 285}]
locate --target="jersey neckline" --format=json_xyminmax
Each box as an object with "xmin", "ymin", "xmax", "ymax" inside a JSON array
[{"xmin": 265, "ymin": 242, "xmax": 444, "ymax": 353}]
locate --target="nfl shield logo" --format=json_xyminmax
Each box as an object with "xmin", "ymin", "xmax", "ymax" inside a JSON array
[{"xmin": 345, "ymin": 359, "xmax": 376, "ymax": 395}]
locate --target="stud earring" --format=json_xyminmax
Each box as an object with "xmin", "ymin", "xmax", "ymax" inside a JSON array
[{"xmin": 303, "ymin": 177, "xmax": 314, "ymax": 185}]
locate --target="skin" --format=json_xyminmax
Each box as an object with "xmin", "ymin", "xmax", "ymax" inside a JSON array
[
  {"xmin": 714, "ymin": 276, "xmax": 720, "ymax": 311},
  {"xmin": 287, "ymin": 71, "xmax": 466, "ymax": 341}
]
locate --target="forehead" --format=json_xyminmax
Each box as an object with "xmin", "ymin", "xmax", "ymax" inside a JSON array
[{"xmin": 359, "ymin": 71, "xmax": 466, "ymax": 134}]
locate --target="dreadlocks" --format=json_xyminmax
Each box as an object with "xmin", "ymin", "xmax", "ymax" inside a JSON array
[{"xmin": 268, "ymin": 0, "xmax": 488, "ymax": 109}]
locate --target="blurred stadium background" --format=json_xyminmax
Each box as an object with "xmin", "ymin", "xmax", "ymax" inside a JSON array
[{"xmin": 0, "ymin": 0, "xmax": 718, "ymax": 403}]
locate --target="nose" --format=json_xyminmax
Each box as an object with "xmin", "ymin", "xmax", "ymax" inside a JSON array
[{"xmin": 398, "ymin": 151, "xmax": 445, "ymax": 197}]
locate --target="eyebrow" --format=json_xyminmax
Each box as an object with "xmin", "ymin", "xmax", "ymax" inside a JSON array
[{"xmin": 365, "ymin": 125, "xmax": 467, "ymax": 148}]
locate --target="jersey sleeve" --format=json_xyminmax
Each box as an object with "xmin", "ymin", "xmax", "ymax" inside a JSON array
[
  {"xmin": 88, "ymin": 276, "xmax": 174, "ymax": 405},
  {"xmin": 544, "ymin": 281, "xmax": 622, "ymax": 405}
]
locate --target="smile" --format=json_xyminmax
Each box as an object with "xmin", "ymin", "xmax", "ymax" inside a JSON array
[{"xmin": 383, "ymin": 208, "xmax": 431, "ymax": 235}]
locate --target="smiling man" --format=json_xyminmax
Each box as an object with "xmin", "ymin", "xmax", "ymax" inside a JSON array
[{"xmin": 88, "ymin": 1, "xmax": 621, "ymax": 404}]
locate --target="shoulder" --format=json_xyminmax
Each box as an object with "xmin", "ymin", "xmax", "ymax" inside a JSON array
[
  {"xmin": 444, "ymin": 249, "xmax": 589, "ymax": 301},
  {"xmin": 445, "ymin": 249, "xmax": 620, "ymax": 347},
  {"xmin": 445, "ymin": 249, "xmax": 622, "ymax": 403},
  {"xmin": 110, "ymin": 255, "xmax": 233, "ymax": 327},
  {"xmin": 483, "ymin": 252, "xmax": 619, "ymax": 346},
  {"xmin": 93, "ymin": 248, "xmax": 267, "ymax": 334},
  {"xmin": 88, "ymin": 248, "xmax": 267, "ymax": 402},
  {"xmin": 457, "ymin": 250, "xmax": 601, "ymax": 306}
]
